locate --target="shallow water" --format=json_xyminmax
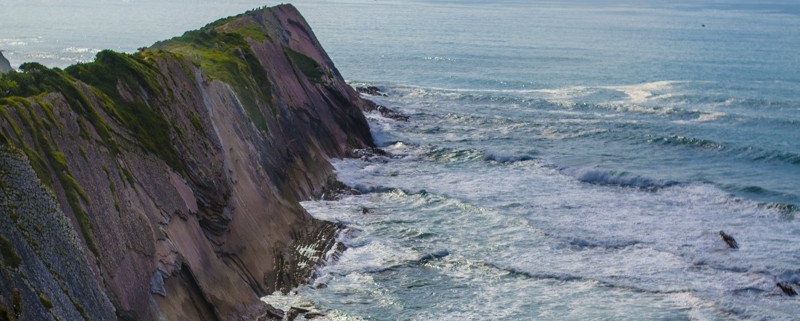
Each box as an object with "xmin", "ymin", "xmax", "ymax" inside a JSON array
[{"xmin": 3, "ymin": 0, "xmax": 799, "ymax": 319}]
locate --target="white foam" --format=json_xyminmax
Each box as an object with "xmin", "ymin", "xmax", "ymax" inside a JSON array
[
  {"xmin": 602, "ymin": 80, "xmax": 681, "ymax": 103},
  {"xmin": 62, "ymin": 46, "xmax": 100, "ymax": 54},
  {"xmin": 695, "ymin": 111, "xmax": 727, "ymax": 122}
]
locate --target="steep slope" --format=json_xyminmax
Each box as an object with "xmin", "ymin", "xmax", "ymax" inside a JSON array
[
  {"xmin": 0, "ymin": 51, "xmax": 11, "ymax": 73},
  {"xmin": 0, "ymin": 4, "xmax": 374, "ymax": 320}
]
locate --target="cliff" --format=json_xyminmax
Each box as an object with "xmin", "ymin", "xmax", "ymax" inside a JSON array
[
  {"xmin": 0, "ymin": 4, "xmax": 374, "ymax": 320},
  {"xmin": 0, "ymin": 51, "xmax": 11, "ymax": 74}
]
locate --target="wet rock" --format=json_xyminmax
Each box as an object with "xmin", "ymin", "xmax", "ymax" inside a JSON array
[
  {"xmin": 719, "ymin": 230, "xmax": 739, "ymax": 249},
  {"xmin": 305, "ymin": 312, "xmax": 326, "ymax": 319},
  {"xmin": 256, "ymin": 305, "xmax": 285, "ymax": 321},
  {"xmin": 418, "ymin": 249, "xmax": 450, "ymax": 264},
  {"xmin": 286, "ymin": 307, "xmax": 310, "ymax": 321},
  {"xmin": 349, "ymin": 147, "xmax": 391, "ymax": 161},
  {"xmin": 366, "ymin": 104, "xmax": 409, "ymax": 121},
  {"xmin": 320, "ymin": 176, "xmax": 360, "ymax": 200},
  {"xmin": 355, "ymin": 85, "xmax": 387, "ymax": 96},
  {"xmin": 777, "ymin": 282, "xmax": 797, "ymax": 296}
]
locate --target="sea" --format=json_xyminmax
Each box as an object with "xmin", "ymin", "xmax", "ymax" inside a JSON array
[{"xmin": 3, "ymin": 0, "xmax": 800, "ymax": 320}]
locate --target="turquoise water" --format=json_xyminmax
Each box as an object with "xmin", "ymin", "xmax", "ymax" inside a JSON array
[{"xmin": 4, "ymin": 0, "xmax": 800, "ymax": 319}]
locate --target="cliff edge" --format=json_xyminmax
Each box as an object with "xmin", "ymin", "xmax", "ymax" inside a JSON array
[{"xmin": 0, "ymin": 4, "xmax": 373, "ymax": 320}]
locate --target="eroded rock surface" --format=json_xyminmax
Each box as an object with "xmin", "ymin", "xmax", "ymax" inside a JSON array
[{"xmin": 0, "ymin": 4, "xmax": 373, "ymax": 320}]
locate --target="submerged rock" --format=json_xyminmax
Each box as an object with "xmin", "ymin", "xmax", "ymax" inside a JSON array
[
  {"xmin": 719, "ymin": 230, "xmax": 739, "ymax": 249},
  {"xmin": 777, "ymin": 282, "xmax": 798, "ymax": 296}
]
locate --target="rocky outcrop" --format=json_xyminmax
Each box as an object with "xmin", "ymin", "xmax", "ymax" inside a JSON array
[
  {"xmin": 355, "ymin": 86, "xmax": 386, "ymax": 97},
  {"xmin": 0, "ymin": 4, "xmax": 373, "ymax": 320},
  {"xmin": 0, "ymin": 51, "xmax": 11, "ymax": 73}
]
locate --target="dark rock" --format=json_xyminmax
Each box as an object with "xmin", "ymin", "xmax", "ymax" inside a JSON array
[
  {"xmin": 256, "ymin": 305, "xmax": 285, "ymax": 321},
  {"xmin": 0, "ymin": 50, "xmax": 11, "ymax": 73},
  {"xmin": 149, "ymin": 269, "xmax": 168, "ymax": 297},
  {"xmin": 286, "ymin": 307, "xmax": 311, "ymax": 321},
  {"xmin": 320, "ymin": 175, "xmax": 360, "ymax": 200},
  {"xmin": 349, "ymin": 147, "xmax": 392, "ymax": 161},
  {"xmin": 777, "ymin": 282, "xmax": 797, "ymax": 296},
  {"xmin": 719, "ymin": 230, "xmax": 739, "ymax": 249},
  {"xmin": 355, "ymin": 86, "xmax": 387, "ymax": 96},
  {"xmin": 371, "ymin": 105, "xmax": 409, "ymax": 121},
  {"xmin": 418, "ymin": 249, "xmax": 450, "ymax": 264},
  {"xmin": 305, "ymin": 312, "xmax": 326, "ymax": 319}
]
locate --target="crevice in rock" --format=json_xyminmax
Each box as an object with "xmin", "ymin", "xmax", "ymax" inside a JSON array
[{"xmin": 178, "ymin": 263, "xmax": 221, "ymax": 321}]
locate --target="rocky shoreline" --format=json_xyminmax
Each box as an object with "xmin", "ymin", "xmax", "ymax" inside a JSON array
[{"xmin": 0, "ymin": 5, "xmax": 377, "ymax": 320}]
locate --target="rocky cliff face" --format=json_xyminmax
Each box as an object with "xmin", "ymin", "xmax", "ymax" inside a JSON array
[
  {"xmin": 0, "ymin": 52, "xmax": 11, "ymax": 74},
  {"xmin": 0, "ymin": 4, "xmax": 374, "ymax": 320}
]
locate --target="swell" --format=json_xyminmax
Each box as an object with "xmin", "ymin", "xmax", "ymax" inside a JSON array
[
  {"xmin": 560, "ymin": 167, "xmax": 679, "ymax": 190},
  {"xmin": 543, "ymin": 233, "xmax": 645, "ymax": 251},
  {"xmin": 389, "ymin": 82, "xmax": 735, "ymax": 119},
  {"xmin": 647, "ymin": 134, "xmax": 800, "ymax": 166},
  {"xmin": 474, "ymin": 260, "xmax": 693, "ymax": 296},
  {"xmin": 390, "ymin": 85, "xmax": 799, "ymax": 167}
]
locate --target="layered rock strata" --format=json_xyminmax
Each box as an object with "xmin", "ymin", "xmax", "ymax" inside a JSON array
[{"xmin": 0, "ymin": 4, "xmax": 373, "ymax": 320}]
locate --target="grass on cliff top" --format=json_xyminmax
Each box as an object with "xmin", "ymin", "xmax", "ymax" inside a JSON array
[
  {"xmin": 0, "ymin": 55, "xmax": 182, "ymax": 257},
  {"xmin": 66, "ymin": 50, "xmax": 185, "ymax": 173},
  {"xmin": 152, "ymin": 13, "xmax": 274, "ymax": 130}
]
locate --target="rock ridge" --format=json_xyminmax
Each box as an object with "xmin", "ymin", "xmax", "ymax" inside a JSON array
[{"xmin": 0, "ymin": 4, "xmax": 374, "ymax": 320}]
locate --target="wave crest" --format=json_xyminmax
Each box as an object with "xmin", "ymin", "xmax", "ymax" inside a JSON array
[
  {"xmin": 561, "ymin": 167, "xmax": 678, "ymax": 189},
  {"xmin": 648, "ymin": 135, "xmax": 723, "ymax": 150}
]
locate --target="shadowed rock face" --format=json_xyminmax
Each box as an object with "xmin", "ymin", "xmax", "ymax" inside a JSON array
[
  {"xmin": 0, "ymin": 4, "xmax": 373, "ymax": 320},
  {"xmin": 0, "ymin": 51, "xmax": 11, "ymax": 73}
]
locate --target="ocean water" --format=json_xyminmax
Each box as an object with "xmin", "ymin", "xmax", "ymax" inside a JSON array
[{"xmin": 4, "ymin": 0, "xmax": 800, "ymax": 320}]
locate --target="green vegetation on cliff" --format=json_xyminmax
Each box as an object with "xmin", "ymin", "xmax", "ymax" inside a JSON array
[
  {"xmin": 153, "ymin": 15, "xmax": 273, "ymax": 130},
  {"xmin": 66, "ymin": 50, "xmax": 184, "ymax": 172},
  {"xmin": 283, "ymin": 47, "xmax": 325, "ymax": 82},
  {"xmin": 0, "ymin": 55, "xmax": 181, "ymax": 256},
  {"xmin": 0, "ymin": 234, "xmax": 21, "ymax": 268},
  {"xmin": 0, "ymin": 12, "xmax": 284, "ymax": 260}
]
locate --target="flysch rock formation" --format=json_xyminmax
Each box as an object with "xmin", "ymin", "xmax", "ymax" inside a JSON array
[{"xmin": 0, "ymin": 4, "xmax": 375, "ymax": 320}]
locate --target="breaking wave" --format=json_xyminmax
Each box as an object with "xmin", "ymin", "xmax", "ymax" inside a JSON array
[
  {"xmin": 482, "ymin": 152, "xmax": 535, "ymax": 163},
  {"xmin": 560, "ymin": 167, "xmax": 679, "ymax": 189}
]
